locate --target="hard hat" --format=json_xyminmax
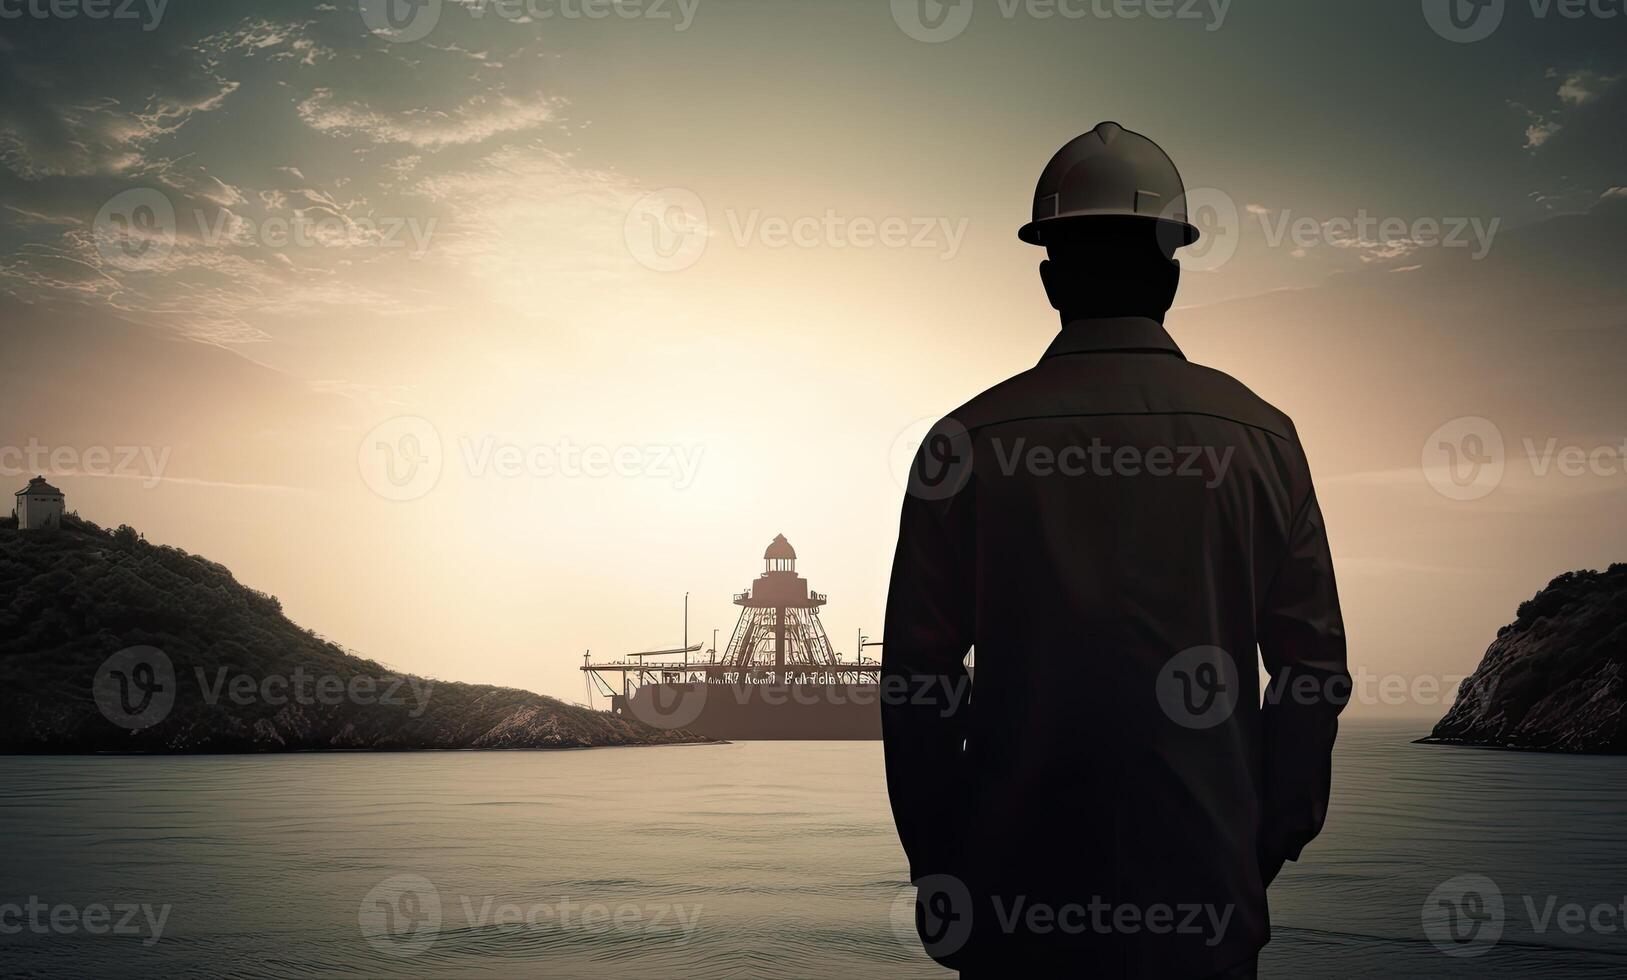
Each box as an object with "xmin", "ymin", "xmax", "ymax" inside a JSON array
[{"xmin": 1018, "ymin": 121, "xmax": 1199, "ymax": 247}]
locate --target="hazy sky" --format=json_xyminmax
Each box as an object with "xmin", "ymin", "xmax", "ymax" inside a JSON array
[{"xmin": 1, "ymin": 0, "xmax": 1623, "ymax": 716}]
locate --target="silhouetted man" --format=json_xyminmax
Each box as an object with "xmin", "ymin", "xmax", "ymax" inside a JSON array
[{"xmin": 883, "ymin": 122, "xmax": 1349, "ymax": 979}]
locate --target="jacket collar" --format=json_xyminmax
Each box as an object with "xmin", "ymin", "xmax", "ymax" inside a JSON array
[{"xmin": 1040, "ymin": 316, "xmax": 1185, "ymax": 362}]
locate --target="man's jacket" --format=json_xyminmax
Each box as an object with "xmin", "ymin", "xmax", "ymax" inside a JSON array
[{"xmin": 883, "ymin": 315, "xmax": 1349, "ymax": 977}]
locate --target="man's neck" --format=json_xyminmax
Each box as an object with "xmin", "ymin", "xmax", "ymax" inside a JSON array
[{"xmin": 1057, "ymin": 309, "xmax": 1166, "ymax": 327}]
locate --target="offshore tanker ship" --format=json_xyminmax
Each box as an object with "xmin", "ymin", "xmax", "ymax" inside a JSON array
[{"xmin": 581, "ymin": 535, "xmax": 882, "ymax": 739}]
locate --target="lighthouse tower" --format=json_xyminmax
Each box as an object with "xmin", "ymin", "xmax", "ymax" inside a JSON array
[{"xmin": 719, "ymin": 534, "xmax": 838, "ymax": 682}]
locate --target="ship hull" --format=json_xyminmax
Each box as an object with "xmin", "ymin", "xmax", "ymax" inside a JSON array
[{"xmin": 614, "ymin": 682, "xmax": 881, "ymax": 740}]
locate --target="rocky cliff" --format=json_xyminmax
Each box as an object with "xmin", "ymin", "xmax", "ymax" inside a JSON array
[
  {"xmin": 1421, "ymin": 564, "xmax": 1627, "ymax": 754},
  {"xmin": 0, "ymin": 517, "xmax": 709, "ymax": 753}
]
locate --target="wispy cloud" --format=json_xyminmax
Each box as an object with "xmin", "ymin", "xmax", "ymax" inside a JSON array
[
  {"xmin": 297, "ymin": 90, "xmax": 557, "ymax": 149},
  {"xmin": 39, "ymin": 469, "xmax": 314, "ymax": 495}
]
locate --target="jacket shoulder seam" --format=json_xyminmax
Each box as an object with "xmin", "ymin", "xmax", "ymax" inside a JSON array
[{"xmin": 962, "ymin": 409, "xmax": 1294, "ymax": 442}]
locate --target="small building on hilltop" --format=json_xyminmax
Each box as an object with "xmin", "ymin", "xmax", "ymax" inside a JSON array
[{"xmin": 13, "ymin": 476, "xmax": 64, "ymax": 530}]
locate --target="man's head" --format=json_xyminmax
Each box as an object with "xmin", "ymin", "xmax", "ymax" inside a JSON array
[
  {"xmin": 1037, "ymin": 216, "xmax": 1181, "ymax": 321},
  {"xmin": 1019, "ymin": 122, "xmax": 1198, "ymax": 322}
]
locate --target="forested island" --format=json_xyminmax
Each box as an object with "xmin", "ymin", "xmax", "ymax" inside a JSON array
[{"xmin": 0, "ymin": 515, "xmax": 709, "ymax": 753}]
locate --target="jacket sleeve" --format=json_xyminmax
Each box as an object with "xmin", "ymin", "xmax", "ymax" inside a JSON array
[
  {"xmin": 881, "ymin": 466, "xmax": 975, "ymax": 882},
  {"xmin": 1257, "ymin": 482, "xmax": 1350, "ymax": 881}
]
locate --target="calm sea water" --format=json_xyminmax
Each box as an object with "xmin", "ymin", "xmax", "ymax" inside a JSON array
[{"xmin": 2, "ymin": 721, "xmax": 1624, "ymax": 979}]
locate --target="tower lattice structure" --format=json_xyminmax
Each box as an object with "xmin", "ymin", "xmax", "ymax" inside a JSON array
[{"xmin": 719, "ymin": 534, "xmax": 838, "ymax": 682}]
